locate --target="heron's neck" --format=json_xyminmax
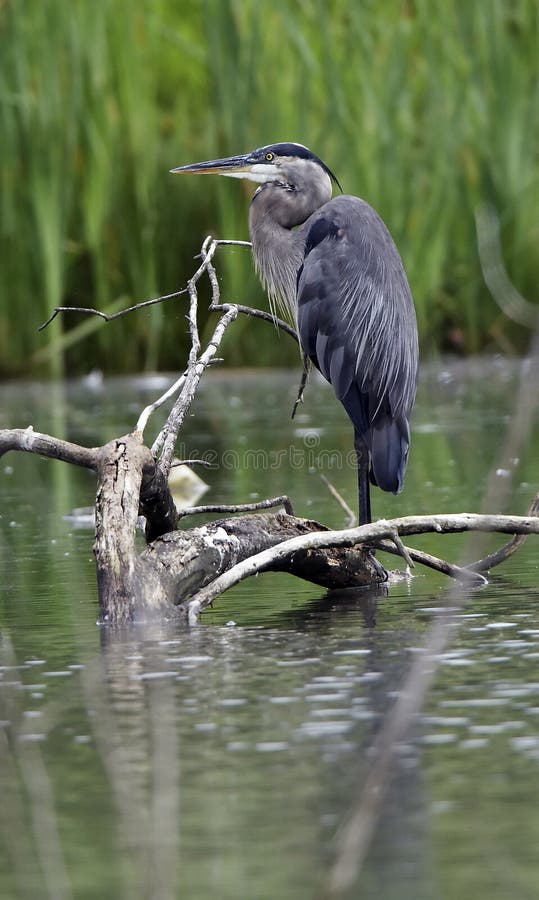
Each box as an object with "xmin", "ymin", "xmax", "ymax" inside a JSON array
[{"xmin": 249, "ymin": 194, "xmax": 306, "ymax": 324}]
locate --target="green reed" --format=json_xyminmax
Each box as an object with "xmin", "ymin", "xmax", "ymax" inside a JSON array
[{"xmin": 0, "ymin": 0, "xmax": 537, "ymax": 376}]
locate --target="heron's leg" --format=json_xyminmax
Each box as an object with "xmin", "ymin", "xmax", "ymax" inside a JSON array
[{"xmin": 355, "ymin": 442, "xmax": 371, "ymax": 526}]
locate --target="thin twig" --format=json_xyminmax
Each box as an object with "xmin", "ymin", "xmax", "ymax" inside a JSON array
[
  {"xmin": 320, "ymin": 474, "xmax": 357, "ymax": 527},
  {"xmin": 147, "ymin": 237, "xmax": 233, "ymax": 463},
  {"xmin": 136, "ymin": 371, "xmax": 188, "ymax": 436},
  {"xmin": 150, "ymin": 236, "xmax": 268, "ymax": 469},
  {"xmin": 374, "ymin": 539, "xmax": 487, "ymax": 584},
  {"xmin": 172, "ymin": 458, "xmax": 215, "ymax": 469},
  {"xmin": 291, "ymin": 356, "xmax": 310, "ymax": 418},
  {"xmin": 38, "ymin": 287, "xmax": 189, "ymax": 332},
  {"xmin": 141, "ymin": 236, "xmax": 216, "ymax": 443},
  {"xmin": 386, "ymin": 526, "xmax": 414, "ymax": 569},
  {"xmin": 37, "ymin": 238, "xmax": 251, "ymax": 333},
  {"xmin": 210, "ymin": 302, "xmax": 298, "ymax": 341},
  {"xmin": 467, "ymin": 490, "xmax": 539, "ymax": 572},
  {"xmin": 178, "ymin": 495, "xmax": 294, "ymax": 520}
]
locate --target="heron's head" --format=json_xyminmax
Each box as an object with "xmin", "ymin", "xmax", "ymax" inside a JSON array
[{"xmin": 171, "ymin": 142, "xmax": 342, "ymax": 197}]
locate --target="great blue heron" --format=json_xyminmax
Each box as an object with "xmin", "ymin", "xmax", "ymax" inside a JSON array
[{"xmin": 171, "ymin": 142, "xmax": 418, "ymax": 525}]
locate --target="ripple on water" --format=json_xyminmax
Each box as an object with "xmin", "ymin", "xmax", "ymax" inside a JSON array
[
  {"xmin": 422, "ymin": 733, "xmax": 457, "ymax": 745},
  {"xmin": 166, "ymin": 655, "xmax": 214, "ymax": 664},
  {"xmin": 510, "ymin": 736, "xmax": 539, "ymax": 760},
  {"xmin": 298, "ymin": 721, "xmax": 353, "ymax": 738},
  {"xmin": 440, "ymin": 698, "xmax": 508, "ymax": 708},
  {"xmin": 136, "ymin": 671, "xmax": 177, "ymax": 680},
  {"xmin": 459, "ymin": 738, "xmax": 489, "ymax": 750},
  {"xmin": 255, "ymin": 741, "xmax": 289, "ymax": 752},
  {"xmin": 469, "ymin": 721, "xmax": 525, "ymax": 735}
]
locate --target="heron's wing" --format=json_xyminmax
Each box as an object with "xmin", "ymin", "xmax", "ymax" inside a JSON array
[{"xmin": 297, "ymin": 196, "xmax": 418, "ymax": 492}]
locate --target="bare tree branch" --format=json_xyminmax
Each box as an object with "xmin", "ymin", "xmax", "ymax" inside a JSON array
[
  {"xmin": 172, "ymin": 458, "xmax": 215, "ymax": 469},
  {"xmin": 186, "ymin": 512, "xmax": 539, "ymax": 622},
  {"xmin": 0, "ymin": 427, "xmax": 97, "ymax": 470},
  {"xmin": 153, "ymin": 305, "xmax": 239, "ymax": 476},
  {"xmin": 178, "ymin": 495, "xmax": 294, "ymax": 520},
  {"xmin": 210, "ymin": 302, "xmax": 298, "ymax": 341},
  {"xmin": 291, "ymin": 356, "xmax": 311, "ymax": 418},
  {"xmin": 320, "ymin": 474, "xmax": 357, "ymax": 527},
  {"xmin": 38, "ymin": 288, "xmax": 190, "ymax": 332},
  {"xmin": 37, "ymin": 238, "xmax": 252, "ymax": 333},
  {"xmin": 373, "ymin": 539, "xmax": 487, "ymax": 584},
  {"xmin": 147, "ymin": 238, "xmax": 244, "ymax": 470},
  {"xmin": 467, "ymin": 489, "xmax": 539, "ymax": 572}
]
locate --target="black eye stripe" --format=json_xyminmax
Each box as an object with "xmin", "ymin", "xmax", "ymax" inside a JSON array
[{"xmin": 255, "ymin": 143, "xmax": 342, "ymax": 192}]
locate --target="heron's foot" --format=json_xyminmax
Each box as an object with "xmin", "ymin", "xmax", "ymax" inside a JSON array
[{"xmin": 362, "ymin": 544, "xmax": 388, "ymax": 582}]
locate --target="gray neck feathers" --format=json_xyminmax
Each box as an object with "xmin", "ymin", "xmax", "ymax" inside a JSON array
[{"xmin": 248, "ymin": 160, "xmax": 332, "ymax": 323}]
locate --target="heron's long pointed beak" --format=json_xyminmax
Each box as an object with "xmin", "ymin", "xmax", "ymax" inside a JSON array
[
  {"xmin": 170, "ymin": 153, "xmax": 279, "ymax": 183},
  {"xmin": 170, "ymin": 154, "xmax": 252, "ymax": 176}
]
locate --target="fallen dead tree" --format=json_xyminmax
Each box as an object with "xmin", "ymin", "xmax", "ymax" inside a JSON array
[{"xmin": 2, "ymin": 238, "xmax": 538, "ymax": 624}]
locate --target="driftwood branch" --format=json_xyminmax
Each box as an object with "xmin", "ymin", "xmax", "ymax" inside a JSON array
[
  {"xmin": 373, "ymin": 539, "xmax": 487, "ymax": 584},
  {"xmin": 210, "ymin": 302, "xmax": 298, "ymax": 342},
  {"xmin": 0, "ymin": 427, "xmax": 98, "ymax": 470},
  {"xmin": 141, "ymin": 513, "xmax": 384, "ymax": 615},
  {"xmin": 291, "ymin": 355, "xmax": 311, "ymax": 418},
  {"xmin": 466, "ymin": 489, "xmax": 539, "ymax": 572},
  {"xmin": 320, "ymin": 473, "xmax": 357, "ymax": 528},
  {"xmin": 184, "ymin": 512, "xmax": 539, "ymax": 622},
  {"xmin": 6, "ymin": 410, "xmax": 538, "ymax": 624},
  {"xmin": 10, "ymin": 411, "xmax": 538, "ymax": 622},
  {"xmin": 178, "ymin": 495, "xmax": 295, "ymax": 519}
]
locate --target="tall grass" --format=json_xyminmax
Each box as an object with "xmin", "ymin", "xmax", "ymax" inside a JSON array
[{"xmin": 0, "ymin": 0, "xmax": 537, "ymax": 376}]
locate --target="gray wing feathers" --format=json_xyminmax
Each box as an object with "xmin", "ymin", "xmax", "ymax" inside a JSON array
[{"xmin": 297, "ymin": 196, "xmax": 418, "ymax": 493}]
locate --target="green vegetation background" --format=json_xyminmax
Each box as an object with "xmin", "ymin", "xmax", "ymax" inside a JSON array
[{"xmin": 1, "ymin": 0, "xmax": 538, "ymax": 378}]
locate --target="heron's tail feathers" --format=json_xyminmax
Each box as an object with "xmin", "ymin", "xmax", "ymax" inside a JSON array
[
  {"xmin": 354, "ymin": 420, "xmax": 410, "ymax": 495},
  {"xmin": 368, "ymin": 420, "xmax": 410, "ymax": 494}
]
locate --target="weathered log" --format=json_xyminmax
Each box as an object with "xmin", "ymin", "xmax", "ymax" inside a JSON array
[
  {"xmin": 91, "ymin": 432, "xmax": 383, "ymax": 622},
  {"xmin": 141, "ymin": 513, "xmax": 384, "ymax": 612},
  {"xmin": 4, "ymin": 423, "xmax": 539, "ymax": 624},
  {"xmin": 94, "ymin": 434, "xmax": 166, "ymax": 621}
]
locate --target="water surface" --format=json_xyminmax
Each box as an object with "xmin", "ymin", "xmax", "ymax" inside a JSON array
[{"xmin": 1, "ymin": 358, "xmax": 539, "ymax": 899}]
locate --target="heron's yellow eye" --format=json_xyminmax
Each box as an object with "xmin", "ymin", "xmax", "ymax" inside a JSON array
[{"xmin": 265, "ymin": 152, "xmax": 274, "ymax": 161}]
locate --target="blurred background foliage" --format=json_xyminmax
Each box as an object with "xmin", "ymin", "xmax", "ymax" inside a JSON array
[{"xmin": 0, "ymin": 0, "xmax": 538, "ymax": 377}]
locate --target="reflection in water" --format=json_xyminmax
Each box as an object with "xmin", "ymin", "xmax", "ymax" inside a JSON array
[{"xmin": 1, "ymin": 360, "xmax": 539, "ymax": 898}]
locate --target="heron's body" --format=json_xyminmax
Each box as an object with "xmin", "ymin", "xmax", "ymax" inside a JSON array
[{"xmin": 172, "ymin": 142, "xmax": 419, "ymax": 524}]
